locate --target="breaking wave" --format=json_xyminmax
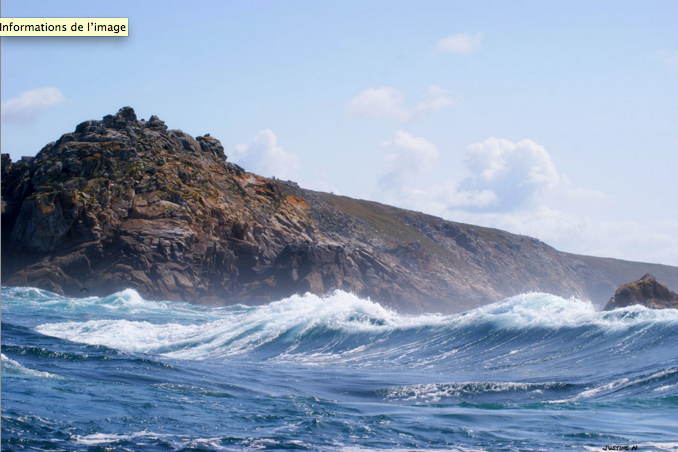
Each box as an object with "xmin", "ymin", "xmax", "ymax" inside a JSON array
[
  {"xmin": 4, "ymin": 286, "xmax": 678, "ymax": 450},
  {"xmin": 1, "ymin": 353, "xmax": 64, "ymax": 379},
  {"xmin": 19, "ymin": 288, "xmax": 678, "ymax": 370}
]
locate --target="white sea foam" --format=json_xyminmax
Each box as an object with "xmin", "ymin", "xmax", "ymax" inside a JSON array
[
  {"xmin": 1, "ymin": 286, "xmax": 65, "ymax": 301},
  {"xmin": 653, "ymin": 384, "xmax": 678, "ymax": 392},
  {"xmin": 34, "ymin": 290, "xmax": 443, "ymax": 359},
  {"xmin": 76, "ymin": 431, "xmax": 169, "ymax": 445},
  {"xmin": 549, "ymin": 366, "xmax": 678, "ymax": 403},
  {"xmin": 29, "ymin": 289, "xmax": 678, "ymax": 361},
  {"xmin": 2, "ymin": 286, "xmax": 219, "ymax": 321},
  {"xmin": 1, "ymin": 353, "xmax": 64, "ymax": 379},
  {"xmin": 573, "ymin": 378, "xmax": 630, "ymax": 400},
  {"xmin": 76, "ymin": 431, "xmax": 285, "ymax": 450},
  {"xmin": 460, "ymin": 292, "xmax": 678, "ymax": 330},
  {"xmin": 383, "ymin": 381, "xmax": 565, "ymax": 403},
  {"xmin": 14, "ymin": 286, "xmax": 678, "ymax": 328}
]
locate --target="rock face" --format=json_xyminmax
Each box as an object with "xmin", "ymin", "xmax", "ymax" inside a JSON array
[
  {"xmin": 603, "ymin": 274, "xmax": 678, "ymax": 311},
  {"xmin": 3, "ymin": 107, "xmax": 678, "ymax": 313}
]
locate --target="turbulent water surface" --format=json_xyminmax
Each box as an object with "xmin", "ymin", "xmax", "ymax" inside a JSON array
[{"xmin": 2, "ymin": 286, "xmax": 678, "ymax": 451}]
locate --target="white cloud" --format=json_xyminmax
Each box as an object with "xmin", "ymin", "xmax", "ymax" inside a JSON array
[
  {"xmin": 347, "ymin": 86, "xmax": 409, "ymax": 121},
  {"xmin": 413, "ymin": 86, "xmax": 457, "ymax": 116},
  {"xmin": 375, "ymin": 132, "xmax": 499, "ymax": 211},
  {"xmin": 233, "ymin": 143, "xmax": 249, "ymax": 158},
  {"xmin": 304, "ymin": 167, "xmax": 342, "ymax": 194},
  {"xmin": 379, "ymin": 130, "xmax": 439, "ymax": 188},
  {"xmin": 381, "ymin": 130, "xmax": 440, "ymax": 172},
  {"xmin": 233, "ymin": 130, "xmax": 302, "ymax": 181},
  {"xmin": 461, "ymin": 138, "xmax": 560, "ymax": 210},
  {"xmin": 347, "ymin": 85, "xmax": 457, "ymax": 122},
  {"xmin": 371, "ymin": 132, "xmax": 675, "ymax": 266},
  {"xmin": 438, "ymin": 33, "xmax": 484, "ymax": 54},
  {"xmin": 375, "ymin": 135, "xmax": 613, "ymax": 215},
  {"xmin": 395, "ymin": 183, "xmax": 498, "ymax": 211},
  {"xmin": 1, "ymin": 87, "xmax": 67, "ymax": 125},
  {"xmin": 557, "ymin": 184, "xmax": 610, "ymax": 204}
]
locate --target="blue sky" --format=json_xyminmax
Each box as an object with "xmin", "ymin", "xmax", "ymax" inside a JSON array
[{"xmin": 2, "ymin": 1, "xmax": 677, "ymax": 265}]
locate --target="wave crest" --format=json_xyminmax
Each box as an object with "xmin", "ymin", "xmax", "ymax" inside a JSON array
[
  {"xmin": 1, "ymin": 353, "xmax": 65, "ymax": 379},
  {"xmin": 0, "ymin": 284, "xmax": 673, "ymax": 371}
]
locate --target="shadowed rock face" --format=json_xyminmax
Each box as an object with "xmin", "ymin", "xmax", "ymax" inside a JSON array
[
  {"xmin": 603, "ymin": 274, "xmax": 678, "ymax": 311},
  {"xmin": 3, "ymin": 107, "xmax": 678, "ymax": 313}
]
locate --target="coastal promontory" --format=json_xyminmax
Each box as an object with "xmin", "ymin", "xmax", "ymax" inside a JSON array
[{"xmin": 3, "ymin": 107, "xmax": 678, "ymax": 313}]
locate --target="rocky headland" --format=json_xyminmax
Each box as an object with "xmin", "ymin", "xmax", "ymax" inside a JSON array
[
  {"xmin": 603, "ymin": 274, "xmax": 678, "ymax": 311},
  {"xmin": 3, "ymin": 107, "xmax": 678, "ymax": 313}
]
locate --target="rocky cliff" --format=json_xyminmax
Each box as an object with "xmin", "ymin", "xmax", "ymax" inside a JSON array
[
  {"xmin": 603, "ymin": 274, "xmax": 678, "ymax": 311},
  {"xmin": 3, "ymin": 107, "xmax": 678, "ymax": 313}
]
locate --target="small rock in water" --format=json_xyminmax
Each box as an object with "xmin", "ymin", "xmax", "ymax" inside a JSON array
[{"xmin": 603, "ymin": 273, "xmax": 678, "ymax": 310}]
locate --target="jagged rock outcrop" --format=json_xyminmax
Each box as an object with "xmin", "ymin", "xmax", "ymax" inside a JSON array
[
  {"xmin": 603, "ymin": 274, "xmax": 678, "ymax": 311},
  {"xmin": 3, "ymin": 107, "xmax": 678, "ymax": 313}
]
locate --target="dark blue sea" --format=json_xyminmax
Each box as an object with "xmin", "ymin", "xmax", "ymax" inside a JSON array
[{"xmin": 2, "ymin": 286, "xmax": 678, "ymax": 451}]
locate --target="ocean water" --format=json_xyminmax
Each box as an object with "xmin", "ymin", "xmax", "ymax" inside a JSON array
[{"xmin": 2, "ymin": 286, "xmax": 678, "ymax": 451}]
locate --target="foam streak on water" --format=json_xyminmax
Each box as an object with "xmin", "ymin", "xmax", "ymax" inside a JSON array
[{"xmin": 3, "ymin": 286, "xmax": 678, "ymax": 451}]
